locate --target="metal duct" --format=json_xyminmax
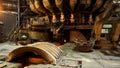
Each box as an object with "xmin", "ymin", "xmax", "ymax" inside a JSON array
[
  {"xmin": 70, "ymin": 0, "xmax": 77, "ymax": 23},
  {"xmin": 55, "ymin": 0, "xmax": 65, "ymax": 22},
  {"xmin": 27, "ymin": 0, "xmax": 113, "ymax": 24},
  {"xmin": 88, "ymin": 0, "xmax": 104, "ymax": 25},
  {"xmin": 6, "ymin": 42, "xmax": 63, "ymax": 64},
  {"xmin": 100, "ymin": 0, "xmax": 113, "ymax": 19},
  {"xmin": 55, "ymin": 0, "xmax": 63, "ymax": 12},
  {"xmin": 96, "ymin": 0, "xmax": 113, "ymax": 22},
  {"xmin": 34, "ymin": 0, "xmax": 50, "ymax": 15},
  {"xmin": 92, "ymin": 0, "xmax": 104, "ymax": 12},
  {"xmin": 29, "ymin": 0, "xmax": 40, "ymax": 14},
  {"xmin": 43, "ymin": 0, "xmax": 57, "ymax": 23}
]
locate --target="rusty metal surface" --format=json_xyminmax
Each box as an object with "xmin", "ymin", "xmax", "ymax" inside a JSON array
[
  {"xmin": 6, "ymin": 46, "xmax": 55, "ymax": 63},
  {"xmin": 6, "ymin": 42, "xmax": 63, "ymax": 65},
  {"xmin": 29, "ymin": 0, "xmax": 40, "ymax": 14},
  {"xmin": 31, "ymin": 43, "xmax": 59, "ymax": 60},
  {"xmin": 28, "ymin": 31, "xmax": 49, "ymax": 41},
  {"xmin": 112, "ymin": 23, "xmax": 120, "ymax": 41},
  {"xmin": 94, "ymin": 23, "xmax": 103, "ymax": 41},
  {"xmin": 27, "ymin": 0, "xmax": 114, "ymax": 24},
  {"xmin": 32, "ymin": 42, "xmax": 62, "ymax": 59},
  {"xmin": 34, "ymin": 0, "xmax": 49, "ymax": 15},
  {"xmin": 70, "ymin": 30, "xmax": 87, "ymax": 42}
]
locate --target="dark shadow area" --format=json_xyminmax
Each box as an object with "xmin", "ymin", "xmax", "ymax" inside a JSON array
[
  {"xmin": 10, "ymin": 52, "xmax": 48, "ymax": 67},
  {"xmin": 100, "ymin": 49, "xmax": 120, "ymax": 57},
  {"xmin": 73, "ymin": 47, "xmax": 93, "ymax": 53}
]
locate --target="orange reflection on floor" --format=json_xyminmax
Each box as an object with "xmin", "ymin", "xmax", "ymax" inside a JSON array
[{"xmin": 56, "ymin": 43, "xmax": 62, "ymax": 47}]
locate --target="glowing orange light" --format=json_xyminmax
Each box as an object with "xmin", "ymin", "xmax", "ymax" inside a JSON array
[
  {"xmin": 56, "ymin": 43, "xmax": 62, "ymax": 47},
  {"xmin": 0, "ymin": 1, "xmax": 3, "ymax": 10},
  {"xmin": 0, "ymin": 1, "xmax": 3, "ymax": 16}
]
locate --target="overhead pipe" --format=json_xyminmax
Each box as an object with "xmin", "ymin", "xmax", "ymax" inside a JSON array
[
  {"xmin": 28, "ymin": 0, "xmax": 40, "ymax": 14},
  {"xmin": 28, "ymin": 0, "xmax": 44, "ymax": 15},
  {"xmin": 88, "ymin": 0, "xmax": 104, "ymax": 25},
  {"xmin": 100, "ymin": 0, "xmax": 113, "ymax": 19},
  {"xmin": 75, "ymin": 0, "xmax": 92, "ymax": 12},
  {"xmin": 91, "ymin": 0, "xmax": 113, "ymax": 38},
  {"xmin": 34, "ymin": 0, "xmax": 51, "ymax": 22},
  {"xmin": 56, "ymin": 23, "xmax": 64, "ymax": 34},
  {"xmin": 34, "ymin": 0, "xmax": 50, "ymax": 20},
  {"xmin": 43, "ymin": 0, "xmax": 57, "ymax": 23},
  {"xmin": 69, "ymin": 0, "xmax": 77, "ymax": 23},
  {"xmin": 76, "ymin": 0, "xmax": 91, "ymax": 24},
  {"xmin": 96, "ymin": 0, "xmax": 113, "ymax": 21},
  {"xmin": 17, "ymin": 0, "xmax": 20, "ymax": 27},
  {"xmin": 1, "ymin": 2, "xmax": 17, "ymax": 11},
  {"xmin": 91, "ymin": 0, "xmax": 104, "ymax": 12},
  {"xmin": 55, "ymin": 0, "xmax": 65, "ymax": 22}
]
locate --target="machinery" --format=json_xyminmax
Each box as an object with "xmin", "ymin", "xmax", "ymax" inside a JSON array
[
  {"xmin": 1, "ymin": 0, "xmax": 120, "ymax": 49},
  {"xmin": 0, "ymin": 0, "xmax": 120, "ymax": 67}
]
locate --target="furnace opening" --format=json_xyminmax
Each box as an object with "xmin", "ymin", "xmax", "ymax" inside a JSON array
[{"xmin": 10, "ymin": 52, "xmax": 48, "ymax": 67}]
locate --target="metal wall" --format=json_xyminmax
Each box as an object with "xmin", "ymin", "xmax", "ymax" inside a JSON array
[{"xmin": 0, "ymin": 12, "xmax": 17, "ymax": 38}]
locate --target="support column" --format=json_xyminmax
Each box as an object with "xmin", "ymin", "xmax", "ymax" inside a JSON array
[
  {"xmin": 95, "ymin": 22, "xmax": 103, "ymax": 41},
  {"xmin": 112, "ymin": 23, "xmax": 120, "ymax": 49}
]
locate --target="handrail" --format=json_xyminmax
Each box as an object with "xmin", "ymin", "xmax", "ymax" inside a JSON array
[{"xmin": 7, "ymin": 23, "xmax": 23, "ymax": 41}]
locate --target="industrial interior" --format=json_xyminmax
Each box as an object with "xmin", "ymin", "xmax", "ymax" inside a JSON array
[{"xmin": 0, "ymin": 0, "xmax": 120, "ymax": 68}]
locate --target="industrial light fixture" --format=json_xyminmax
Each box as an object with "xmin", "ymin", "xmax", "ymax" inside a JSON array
[{"xmin": 103, "ymin": 24, "xmax": 112, "ymax": 28}]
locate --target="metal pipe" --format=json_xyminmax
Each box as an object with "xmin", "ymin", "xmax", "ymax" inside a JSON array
[
  {"xmin": 92, "ymin": 0, "xmax": 104, "ymax": 12},
  {"xmin": 34, "ymin": 0, "xmax": 50, "ymax": 15},
  {"xmin": 60, "ymin": 12, "xmax": 65, "ymax": 22},
  {"xmin": 55, "ymin": 0, "xmax": 65, "ymax": 22},
  {"xmin": 29, "ymin": 0, "xmax": 39, "ymax": 14},
  {"xmin": 43, "ymin": 0, "xmax": 57, "ymax": 23},
  {"xmin": 70, "ymin": 0, "xmax": 77, "ymax": 23},
  {"xmin": 56, "ymin": 23, "xmax": 64, "ymax": 33},
  {"xmin": 17, "ymin": 0, "xmax": 20, "ymax": 27},
  {"xmin": 29, "ymin": 0, "xmax": 44, "ymax": 15}
]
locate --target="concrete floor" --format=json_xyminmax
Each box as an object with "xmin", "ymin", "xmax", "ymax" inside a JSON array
[
  {"xmin": 0, "ymin": 42, "xmax": 120, "ymax": 68},
  {"xmin": 61, "ymin": 43, "xmax": 120, "ymax": 68}
]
